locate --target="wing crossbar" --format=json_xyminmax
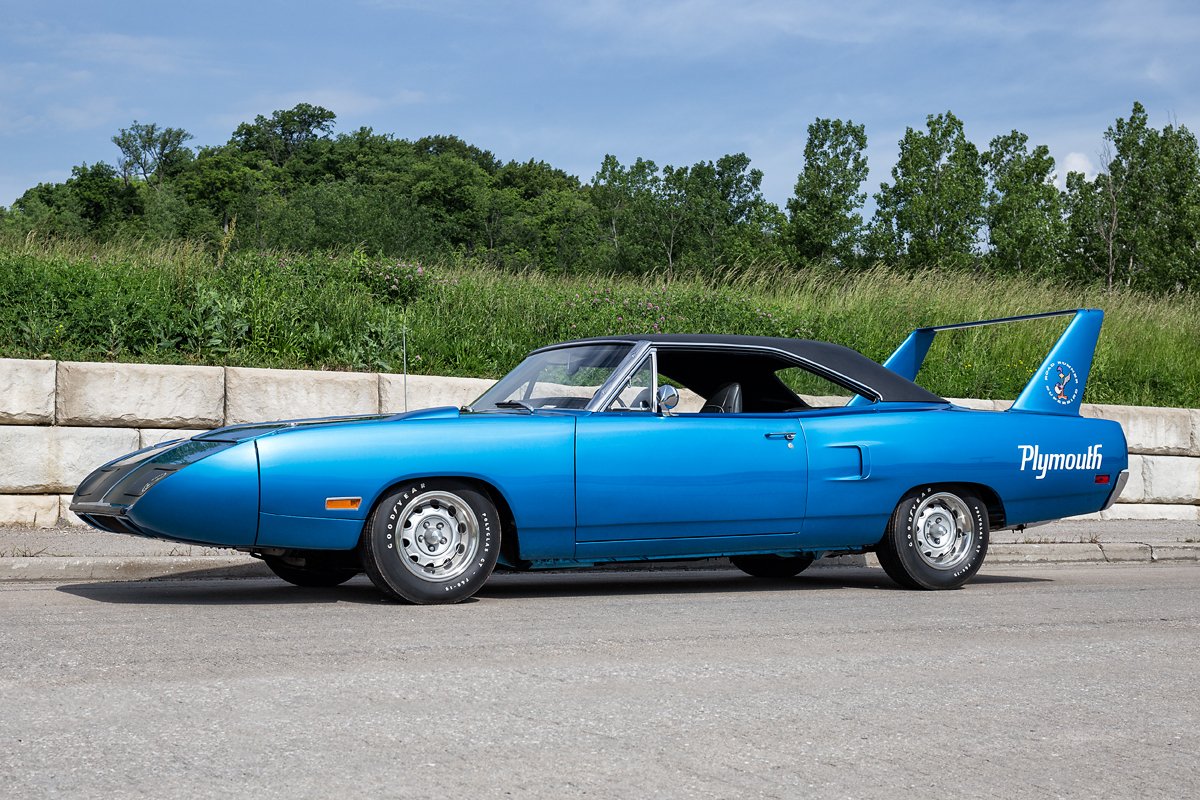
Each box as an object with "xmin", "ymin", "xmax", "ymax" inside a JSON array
[{"xmin": 879, "ymin": 308, "xmax": 1104, "ymax": 416}]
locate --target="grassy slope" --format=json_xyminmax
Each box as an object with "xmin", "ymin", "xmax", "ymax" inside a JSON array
[{"xmin": 1, "ymin": 237, "xmax": 1197, "ymax": 407}]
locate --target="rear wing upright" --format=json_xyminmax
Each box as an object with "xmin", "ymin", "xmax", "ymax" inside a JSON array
[{"xmin": 879, "ymin": 308, "xmax": 1104, "ymax": 416}]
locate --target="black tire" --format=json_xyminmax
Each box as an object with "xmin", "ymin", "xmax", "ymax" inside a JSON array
[
  {"xmin": 263, "ymin": 554, "xmax": 359, "ymax": 587},
  {"xmin": 877, "ymin": 486, "xmax": 989, "ymax": 590},
  {"xmin": 731, "ymin": 554, "xmax": 815, "ymax": 578},
  {"xmin": 359, "ymin": 479, "xmax": 501, "ymax": 604}
]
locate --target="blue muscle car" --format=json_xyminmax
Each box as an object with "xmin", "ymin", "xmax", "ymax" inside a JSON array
[{"xmin": 71, "ymin": 309, "xmax": 1128, "ymax": 603}]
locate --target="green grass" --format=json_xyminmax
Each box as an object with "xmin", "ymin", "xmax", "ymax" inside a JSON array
[{"xmin": 1, "ymin": 234, "xmax": 1197, "ymax": 407}]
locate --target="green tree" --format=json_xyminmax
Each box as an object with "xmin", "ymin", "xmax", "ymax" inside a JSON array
[
  {"xmin": 870, "ymin": 111, "xmax": 986, "ymax": 269},
  {"xmin": 786, "ymin": 118, "xmax": 869, "ymax": 265},
  {"xmin": 231, "ymin": 103, "xmax": 337, "ymax": 166},
  {"xmin": 12, "ymin": 181, "xmax": 88, "ymax": 236},
  {"xmin": 112, "ymin": 121, "xmax": 194, "ymax": 187},
  {"xmin": 589, "ymin": 155, "xmax": 660, "ymax": 272},
  {"xmin": 690, "ymin": 153, "xmax": 783, "ymax": 268},
  {"xmin": 14, "ymin": 162, "xmax": 140, "ymax": 236},
  {"xmin": 414, "ymin": 134, "xmax": 500, "ymax": 175},
  {"xmin": 175, "ymin": 147, "xmax": 260, "ymax": 232},
  {"xmin": 1061, "ymin": 170, "xmax": 1105, "ymax": 283},
  {"xmin": 1064, "ymin": 102, "xmax": 1200, "ymax": 290},
  {"xmin": 481, "ymin": 159, "xmax": 590, "ymax": 269},
  {"xmin": 982, "ymin": 130, "xmax": 1065, "ymax": 275}
]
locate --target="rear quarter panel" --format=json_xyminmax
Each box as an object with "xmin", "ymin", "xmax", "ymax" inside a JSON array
[{"xmin": 799, "ymin": 404, "xmax": 1128, "ymax": 546}]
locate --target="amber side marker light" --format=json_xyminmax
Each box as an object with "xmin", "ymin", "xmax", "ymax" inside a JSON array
[
  {"xmin": 326, "ymin": 497, "xmax": 362, "ymax": 510},
  {"xmin": 1095, "ymin": 475, "xmax": 1111, "ymax": 485}
]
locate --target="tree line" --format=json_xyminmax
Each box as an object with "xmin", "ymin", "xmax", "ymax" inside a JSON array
[{"xmin": 2, "ymin": 101, "xmax": 1197, "ymax": 292}]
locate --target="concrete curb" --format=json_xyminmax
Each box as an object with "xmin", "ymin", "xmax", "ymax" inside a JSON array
[
  {"xmin": 1, "ymin": 555, "xmax": 269, "ymax": 582},
  {"xmin": 1, "ymin": 544, "xmax": 1196, "ymax": 583}
]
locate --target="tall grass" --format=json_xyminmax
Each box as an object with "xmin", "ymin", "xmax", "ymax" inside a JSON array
[{"xmin": 1, "ymin": 234, "xmax": 1197, "ymax": 407}]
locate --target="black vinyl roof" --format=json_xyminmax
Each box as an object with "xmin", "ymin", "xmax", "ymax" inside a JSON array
[{"xmin": 537, "ymin": 334, "xmax": 946, "ymax": 405}]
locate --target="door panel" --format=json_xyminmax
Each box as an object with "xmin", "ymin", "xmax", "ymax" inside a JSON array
[{"xmin": 575, "ymin": 413, "xmax": 807, "ymax": 545}]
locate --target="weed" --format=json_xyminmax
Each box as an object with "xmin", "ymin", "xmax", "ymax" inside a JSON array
[{"xmin": 2, "ymin": 235, "xmax": 1198, "ymax": 407}]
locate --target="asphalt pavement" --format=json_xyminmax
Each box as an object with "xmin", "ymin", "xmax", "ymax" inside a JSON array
[{"xmin": 2, "ymin": 563, "xmax": 1197, "ymax": 799}]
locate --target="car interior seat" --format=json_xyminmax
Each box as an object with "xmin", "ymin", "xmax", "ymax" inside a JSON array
[{"xmin": 701, "ymin": 382, "xmax": 743, "ymax": 413}]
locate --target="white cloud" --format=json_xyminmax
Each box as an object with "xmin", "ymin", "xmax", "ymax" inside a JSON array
[
  {"xmin": 213, "ymin": 87, "xmax": 428, "ymax": 130},
  {"xmin": 69, "ymin": 33, "xmax": 197, "ymax": 73},
  {"xmin": 539, "ymin": 0, "xmax": 1092, "ymax": 59},
  {"xmin": 43, "ymin": 95, "xmax": 125, "ymax": 132},
  {"xmin": 1144, "ymin": 57, "xmax": 1170, "ymax": 84},
  {"xmin": 548, "ymin": 0, "xmax": 903, "ymax": 54},
  {"xmin": 1057, "ymin": 151, "xmax": 1098, "ymax": 187},
  {"xmin": 0, "ymin": 100, "xmax": 37, "ymax": 135}
]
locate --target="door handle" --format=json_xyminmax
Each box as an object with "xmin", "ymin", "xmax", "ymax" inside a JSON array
[{"xmin": 764, "ymin": 432, "xmax": 796, "ymax": 441}]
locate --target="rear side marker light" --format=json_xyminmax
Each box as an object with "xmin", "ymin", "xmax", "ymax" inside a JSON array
[
  {"xmin": 1095, "ymin": 475, "xmax": 1111, "ymax": 484},
  {"xmin": 326, "ymin": 497, "xmax": 362, "ymax": 510}
]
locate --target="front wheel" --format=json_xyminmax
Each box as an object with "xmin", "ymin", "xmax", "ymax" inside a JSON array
[
  {"xmin": 360, "ymin": 479, "xmax": 501, "ymax": 604},
  {"xmin": 731, "ymin": 554, "xmax": 814, "ymax": 578},
  {"xmin": 876, "ymin": 487, "xmax": 989, "ymax": 590}
]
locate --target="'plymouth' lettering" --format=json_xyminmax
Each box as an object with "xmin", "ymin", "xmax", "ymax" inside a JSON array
[{"xmin": 1018, "ymin": 444, "xmax": 1103, "ymax": 479}]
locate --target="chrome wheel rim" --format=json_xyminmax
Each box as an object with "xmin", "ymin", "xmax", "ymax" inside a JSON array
[
  {"xmin": 391, "ymin": 491, "xmax": 480, "ymax": 582},
  {"xmin": 912, "ymin": 492, "xmax": 975, "ymax": 571}
]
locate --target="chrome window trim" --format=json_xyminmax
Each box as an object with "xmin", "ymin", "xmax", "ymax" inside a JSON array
[
  {"xmin": 650, "ymin": 347, "xmax": 662, "ymax": 414},
  {"xmin": 585, "ymin": 340, "xmax": 882, "ymax": 412},
  {"xmin": 585, "ymin": 341, "xmax": 653, "ymax": 412},
  {"xmin": 647, "ymin": 341, "xmax": 882, "ymax": 403}
]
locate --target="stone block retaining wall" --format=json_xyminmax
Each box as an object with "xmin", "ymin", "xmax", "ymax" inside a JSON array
[{"xmin": 1, "ymin": 358, "xmax": 1196, "ymax": 527}]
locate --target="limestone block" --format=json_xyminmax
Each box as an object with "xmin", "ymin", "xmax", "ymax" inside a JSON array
[
  {"xmin": 380, "ymin": 374, "xmax": 495, "ymax": 413},
  {"xmin": 1098, "ymin": 543, "xmax": 1153, "ymax": 562},
  {"xmin": 0, "ymin": 494, "xmax": 59, "ymax": 527},
  {"xmin": 1141, "ymin": 455, "xmax": 1200, "ymax": 505},
  {"xmin": 988, "ymin": 543, "xmax": 1103, "ymax": 563},
  {"xmin": 947, "ymin": 397, "xmax": 1000, "ymax": 410},
  {"xmin": 1151, "ymin": 544, "xmax": 1200, "ymax": 562},
  {"xmin": 993, "ymin": 400, "xmax": 1014, "ymax": 411},
  {"xmin": 1114, "ymin": 454, "xmax": 1145, "ymax": 503},
  {"xmin": 139, "ymin": 428, "xmax": 208, "ymax": 448},
  {"xmin": 58, "ymin": 494, "xmax": 89, "ymax": 527},
  {"xmin": 676, "ymin": 388, "xmax": 706, "ymax": 413},
  {"xmin": 57, "ymin": 361, "xmax": 224, "ymax": 428},
  {"xmin": 226, "ymin": 367, "xmax": 380, "ymax": 424},
  {"xmin": 797, "ymin": 395, "xmax": 855, "ymax": 409},
  {"xmin": 1099, "ymin": 503, "xmax": 1200, "ymax": 522},
  {"xmin": 0, "ymin": 359, "xmax": 56, "ymax": 424},
  {"xmin": 1081, "ymin": 403, "xmax": 1194, "ymax": 455},
  {"xmin": 1193, "ymin": 410, "xmax": 1200, "ymax": 456},
  {"xmin": 0, "ymin": 426, "xmax": 140, "ymax": 493}
]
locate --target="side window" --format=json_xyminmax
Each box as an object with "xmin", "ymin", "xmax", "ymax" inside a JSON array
[
  {"xmin": 606, "ymin": 358, "xmax": 654, "ymax": 411},
  {"xmin": 775, "ymin": 367, "xmax": 865, "ymax": 409}
]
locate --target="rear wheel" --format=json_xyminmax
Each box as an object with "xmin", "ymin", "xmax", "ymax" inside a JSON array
[
  {"xmin": 731, "ymin": 554, "xmax": 814, "ymax": 578},
  {"xmin": 877, "ymin": 487, "xmax": 989, "ymax": 590},
  {"xmin": 263, "ymin": 554, "xmax": 359, "ymax": 587},
  {"xmin": 360, "ymin": 479, "xmax": 501, "ymax": 604}
]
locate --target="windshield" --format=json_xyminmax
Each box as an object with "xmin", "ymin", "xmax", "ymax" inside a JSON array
[{"xmin": 470, "ymin": 343, "xmax": 634, "ymax": 411}]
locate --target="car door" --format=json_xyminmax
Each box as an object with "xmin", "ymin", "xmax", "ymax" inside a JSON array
[{"xmin": 574, "ymin": 410, "xmax": 808, "ymax": 559}]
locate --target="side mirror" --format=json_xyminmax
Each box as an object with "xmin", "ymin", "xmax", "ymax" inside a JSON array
[{"xmin": 656, "ymin": 384, "xmax": 679, "ymax": 413}]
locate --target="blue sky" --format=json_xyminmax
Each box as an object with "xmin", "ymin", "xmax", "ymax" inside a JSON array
[{"xmin": 2, "ymin": 0, "xmax": 1199, "ymax": 210}]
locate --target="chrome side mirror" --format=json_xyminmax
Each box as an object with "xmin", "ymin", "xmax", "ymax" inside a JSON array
[{"xmin": 656, "ymin": 384, "xmax": 679, "ymax": 413}]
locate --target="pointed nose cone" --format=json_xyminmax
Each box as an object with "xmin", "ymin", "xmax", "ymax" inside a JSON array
[{"xmin": 128, "ymin": 442, "xmax": 260, "ymax": 546}]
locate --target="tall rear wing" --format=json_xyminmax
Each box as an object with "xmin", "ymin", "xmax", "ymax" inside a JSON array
[{"xmin": 880, "ymin": 308, "xmax": 1104, "ymax": 416}]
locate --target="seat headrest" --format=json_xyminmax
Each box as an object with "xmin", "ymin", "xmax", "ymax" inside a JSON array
[{"xmin": 701, "ymin": 382, "xmax": 743, "ymax": 413}]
